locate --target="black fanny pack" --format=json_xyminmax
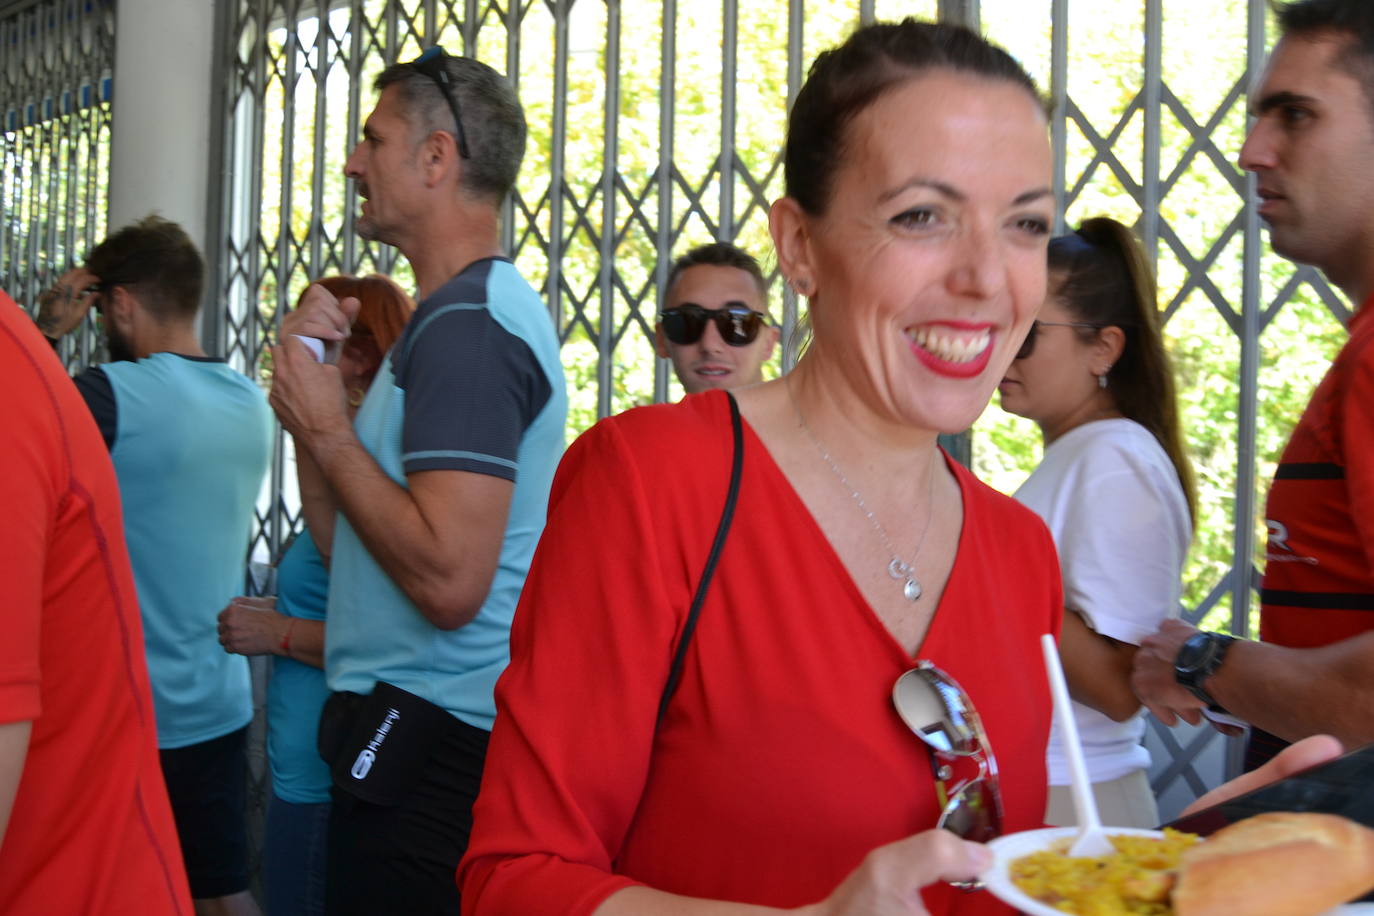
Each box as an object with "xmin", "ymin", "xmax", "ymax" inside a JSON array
[{"xmin": 317, "ymin": 681, "xmax": 456, "ymax": 806}]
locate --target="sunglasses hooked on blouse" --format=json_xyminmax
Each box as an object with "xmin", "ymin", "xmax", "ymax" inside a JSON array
[
  {"xmin": 659, "ymin": 303, "xmax": 768, "ymax": 347},
  {"xmin": 1014, "ymin": 320, "xmax": 1104, "ymax": 361},
  {"xmin": 891, "ymin": 660, "xmax": 1003, "ymax": 845}
]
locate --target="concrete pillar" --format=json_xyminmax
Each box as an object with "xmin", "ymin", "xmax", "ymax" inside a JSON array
[
  {"xmin": 938, "ymin": 0, "xmax": 981, "ymax": 31},
  {"xmin": 107, "ymin": 0, "xmax": 216, "ymax": 253}
]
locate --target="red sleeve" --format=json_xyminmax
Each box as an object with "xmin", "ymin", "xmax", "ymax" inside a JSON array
[
  {"xmin": 0, "ymin": 311, "xmax": 60, "ymax": 725},
  {"xmin": 459, "ymin": 415, "xmax": 680, "ymax": 914},
  {"xmin": 1342, "ymin": 332, "xmax": 1374, "ymax": 577}
]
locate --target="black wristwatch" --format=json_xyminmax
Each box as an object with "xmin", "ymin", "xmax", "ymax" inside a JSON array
[{"xmin": 1174, "ymin": 631, "xmax": 1236, "ymax": 708}]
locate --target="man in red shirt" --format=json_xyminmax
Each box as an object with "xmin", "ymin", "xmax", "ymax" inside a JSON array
[
  {"xmin": 0, "ymin": 289, "xmax": 192, "ymax": 914},
  {"xmin": 1133, "ymin": 0, "xmax": 1374, "ymax": 767}
]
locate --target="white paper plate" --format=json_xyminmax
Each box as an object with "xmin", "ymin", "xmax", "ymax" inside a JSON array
[
  {"xmin": 979, "ymin": 826, "xmax": 1374, "ymax": 916},
  {"xmin": 979, "ymin": 826, "xmax": 1163, "ymax": 916}
]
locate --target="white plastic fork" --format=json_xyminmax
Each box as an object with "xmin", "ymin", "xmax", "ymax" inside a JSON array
[{"xmin": 1040, "ymin": 633, "xmax": 1115, "ymax": 857}]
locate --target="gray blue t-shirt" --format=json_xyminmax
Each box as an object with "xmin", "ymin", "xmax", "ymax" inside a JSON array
[
  {"xmin": 91, "ymin": 353, "xmax": 273, "ymax": 749},
  {"xmin": 325, "ymin": 257, "xmax": 567, "ymax": 730}
]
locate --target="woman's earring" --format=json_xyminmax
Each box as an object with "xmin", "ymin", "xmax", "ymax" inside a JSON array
[
  {"xmin": 790, "ymin": 275, "xmax": 813, "ymax": 297},
  {"xmin": 1097, "ymin": 372, "xmax": 1109, "ymax": 390},
  {"xmin": 348, "ymin": 387, "xmax": 365, "ymax": 408}
]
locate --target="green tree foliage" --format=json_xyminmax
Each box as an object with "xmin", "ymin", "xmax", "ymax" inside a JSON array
[
  {"xmin": 972, "ymin": 0, "xmax": 1348, "ymax": 630},
  {"xmin": 235, "ymin": 0, "xmax": 1350, "ymax": 632}
]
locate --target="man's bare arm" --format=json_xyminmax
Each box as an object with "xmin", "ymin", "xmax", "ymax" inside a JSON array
[
  {"xmin": 295, "ymin": 446, "xmax": 337, "ymax": 562},
  {"xmin": 1205, "ymin": 634, "xmax": 1374, "ymax": 747},
  {"xmin": 269, "ymin": 293, "xmax": 512, "ymax": 629},
  {"xmin": 1134, "ymin": 620, "xmax": 1374, "ymax": 748},
  {"xmin": 304, "ymin": 421, "xmax": 511, "ymax": 630},
  {"xmin": 0, "ymin": 721, "xmax": 32, "ymax": 846}
]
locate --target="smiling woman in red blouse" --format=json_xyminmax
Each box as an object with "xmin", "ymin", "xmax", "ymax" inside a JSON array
[{"xmin": 460, "ymin": 18, "xmax": 1062, "ymax": 916}]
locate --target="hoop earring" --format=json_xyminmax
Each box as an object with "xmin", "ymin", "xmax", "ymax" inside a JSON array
[{"xmin": 348, "ymin": 387, "xmax": 365, "ymax": 408}]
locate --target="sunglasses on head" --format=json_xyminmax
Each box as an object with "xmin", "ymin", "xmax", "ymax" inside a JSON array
[
  {"xmin": 411, "ymin": 47, "xmax": 471, "ymax": 159},
  {"xmin": 1014, "ymin": 319, "xmax": 1104, "ymax": 361},
  {"xmin": 660, "ymin": 302, "xmax": 767, "ymax": 347},
  {"xmin": 892, "ymin": 660, "xmax": 1003, "ymax": 845}
]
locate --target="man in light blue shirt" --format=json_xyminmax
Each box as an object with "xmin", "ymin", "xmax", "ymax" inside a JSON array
[
  {"xmin": 270, "ymin": 48, "xmax": 566, "ymax": 913},
  {"xmin": 35, "ymin": 216, "xmax": 272, "ymax": 916}
]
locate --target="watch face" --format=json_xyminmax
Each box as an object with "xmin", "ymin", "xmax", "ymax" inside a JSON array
[{"xmin": 1175, "ymin": 633, "xmax": 1216, "ymax": 673}]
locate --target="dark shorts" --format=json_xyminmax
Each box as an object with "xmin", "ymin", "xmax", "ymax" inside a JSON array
[
  {"xmin": 321, "ymin": 695, "xmax": 489, "ymax": 915},
  {"xmin": 159, "ymin": 725, "xmax": 251, "ymax": 899}
]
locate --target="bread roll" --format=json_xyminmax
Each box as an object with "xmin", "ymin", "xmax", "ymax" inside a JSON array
[{"xmin": 1173, "ymin": 812, "xmax": 1374, "ymax": 916}]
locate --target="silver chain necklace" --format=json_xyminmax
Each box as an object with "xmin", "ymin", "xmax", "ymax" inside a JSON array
[{"xmin": 787, "ymin": 378, "xmax": 937, "ymax": 602}]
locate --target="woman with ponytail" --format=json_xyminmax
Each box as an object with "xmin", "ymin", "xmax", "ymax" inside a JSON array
[{"xmin": 999, "ymin": 216, "xmax": 1196, "ymax": 829}]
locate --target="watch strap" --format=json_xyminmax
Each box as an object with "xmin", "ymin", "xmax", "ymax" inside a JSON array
[{"xmin": 1175, "ymin": 632, "xmax": 1236, "ymax": 708}]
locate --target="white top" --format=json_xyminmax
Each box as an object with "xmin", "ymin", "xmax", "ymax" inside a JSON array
[{"xmin": 1015, "ymin": 418, "xmax": 1192, "ymax": 786}]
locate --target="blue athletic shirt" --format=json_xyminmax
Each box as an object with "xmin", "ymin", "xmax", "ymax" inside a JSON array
[
  {"xmin": 325, "ymin": 258, "xmax": 568, "ymax": 730},
  {"xmin": 96, "ymin": 353, "xmax": 273, "ymax": 748},
  {"xmin": 267, "ymin": 529, "xmax": 332, "ymax": 804}
]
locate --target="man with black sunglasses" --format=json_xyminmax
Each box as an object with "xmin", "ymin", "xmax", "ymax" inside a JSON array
[
  {"xmin": 269, "ymin": 47, "xmax": 566, "ymax": 913},
  {"xmin": 654, "ymin": 242, "xmax": 780, "ymax": 394}
]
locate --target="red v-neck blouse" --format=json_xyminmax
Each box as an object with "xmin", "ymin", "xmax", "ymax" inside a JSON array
[{"xmin": 461, "ymin": 391, "xmax": 1062, "ymax": 915}]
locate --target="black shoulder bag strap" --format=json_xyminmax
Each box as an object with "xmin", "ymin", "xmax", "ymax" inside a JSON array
[{"xmin": 654, "ymin": 391, "xmax": 744, "ymax": 728}]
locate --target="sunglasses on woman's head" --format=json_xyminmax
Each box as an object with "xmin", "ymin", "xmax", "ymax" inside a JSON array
[
  {"xmin": 659, "ymin": 302, "xmax": 768, "ymax": 347},
  {"xmin": 1014, "ymin": 320, "xmax": 1104, "ymax": 361},
  {"xmin": 891, "ymin": 661, "xmax": 1003, "ymax": 844}
]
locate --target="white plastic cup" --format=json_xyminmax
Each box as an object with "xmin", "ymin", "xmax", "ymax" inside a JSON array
[{"xmin": 291, "ymin": 334, "xmax": 326, "ymax": 363}]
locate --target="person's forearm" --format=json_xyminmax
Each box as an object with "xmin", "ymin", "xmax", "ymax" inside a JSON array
[
  {"xmin": 596, "ymin": 887, "xmax": 794, "ymax": 916},
  {"xmin": 280, "ymin": 619, "xmax": 325, "ymax": 669},
  {"xmin": 295, "ymin": 446, "xmax": 336, "ymax": 561},
  {"xmin": 0, "ymin": 721, "xmax": 33, "ymax": 846},
  {"xmin": 1207, "ymin": 632, "xmax": 1374, "ymax": 747},
  {"xmin": 1060, "ymin": 611, "xmax": 1141, "ymax": 722},
  {"xmin": 302, "ymin": 426, "xmax": 491, "ymax": 629}
]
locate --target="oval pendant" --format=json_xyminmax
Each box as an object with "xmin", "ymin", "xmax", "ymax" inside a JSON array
[{"xmin": 904, "ymin": 578, "xmax": 922, "ymax": 602}]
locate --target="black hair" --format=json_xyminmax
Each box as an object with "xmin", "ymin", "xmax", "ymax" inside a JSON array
[
  {"xmin": 785, "ymin": 18, "xmax": 1042, "ymax": 215},
  {"xmin": 1275, "ymin": 0, "xmax": 1374, "ymax": 108},
  {"xmin": 665, "ymin": 242, "xmax": 768, "ymax": 301},
  {"xmin": 85, "ymin": 214, "xmax": 204, "ymax": 321}
]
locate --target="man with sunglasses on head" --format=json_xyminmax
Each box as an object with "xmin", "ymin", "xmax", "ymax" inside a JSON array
[
  {"xmin": 32, "ymin": 215, "xmax": 272, "ymax": 916},
  {"xmin": 1133, "ymin": 0, "xmax": 1374, "ymax": 771},
  {"xmin": 269, "ymin": 47, "xmax": 566, "ymax": 913},
  {"xmin": 655, "ymin": 242, "xmax": 780, "ymax": 394}
]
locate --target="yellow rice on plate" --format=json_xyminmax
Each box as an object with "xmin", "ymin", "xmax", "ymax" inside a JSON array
[{"xmin": 1009, "ymin": 829, "xmax": 1200, "ymax": 915}]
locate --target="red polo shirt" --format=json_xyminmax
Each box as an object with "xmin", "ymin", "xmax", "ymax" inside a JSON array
[
  {"xmin": 1260, "ymin": 297, "xmax": 1374, "ymax": 648},
  {"xmin": 0, "ymin": 292, "xmax": 191, "ymax": 914}
]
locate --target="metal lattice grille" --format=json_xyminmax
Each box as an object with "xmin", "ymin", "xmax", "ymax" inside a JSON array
[
  {"xmin": 0, "ymin": 0, "xmax": 113, "ymax": 371},
  {"xmin": 213, "ymin": 0, "xmax": 953, "ymax": 565},
  {"xmin": 975, "ymin": 0, "xmax": 1349, "ymax": 813},
  {"xmin": 212, "ymin": 0, "xmax": 1340, "ymax": 812}
]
